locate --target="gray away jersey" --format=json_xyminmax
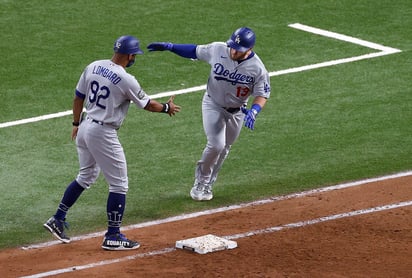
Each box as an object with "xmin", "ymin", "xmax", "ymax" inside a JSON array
[
  {"xmin": 75, "ymin": 59, "xmax": 150, "ymax": 128},
  {"xmin": 196, "ymin": 42, "xmax": 271, "ymax": 107}
]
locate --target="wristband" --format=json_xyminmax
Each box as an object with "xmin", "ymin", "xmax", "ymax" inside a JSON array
[
  {"xmin": 161, "ymin": 103, "xmax": 170, "ymax": 113},
  {"xmin": 72, "ymin": 121, "xmax": 80, "ymax": 126},
  {"xmin": 251, "ymin": 104, "xmax": 262, "ymax": 114}
]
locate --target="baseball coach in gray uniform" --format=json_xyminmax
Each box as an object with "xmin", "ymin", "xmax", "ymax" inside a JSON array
[{"xmin": 44, "ymin": 35, "xmax": 181, "ymax": 250}]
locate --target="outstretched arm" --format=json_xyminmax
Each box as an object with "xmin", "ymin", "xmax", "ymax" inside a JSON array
[
  {"xmin": 147, "ymin": 43, "xmax": 197, "ymax": 59},
  {"xmin": 144, "ymin": 95, "xmax": 181, "ymax": 117}
]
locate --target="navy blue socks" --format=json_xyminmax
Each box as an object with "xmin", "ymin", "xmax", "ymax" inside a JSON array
[
  {"xmin": 106, "ymin": 192, "xmax": 126, "ymax": 235},
  {"xmin": 54, "ymin": 181, "xmax": 126, "ymax": 236},
  {"xmin": 54, "ymin": 180, "xmax": 85, "ymax": 220}
]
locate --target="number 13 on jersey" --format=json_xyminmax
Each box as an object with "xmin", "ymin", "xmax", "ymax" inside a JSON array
[{"xmin": 236, "ymin": 86, "xmax": 250, "ymax": 97}]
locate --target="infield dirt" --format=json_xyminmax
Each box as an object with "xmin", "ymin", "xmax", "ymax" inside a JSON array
[{"xmin": 1, "ymin": 175, "xmax": 411, "ymax": 277}]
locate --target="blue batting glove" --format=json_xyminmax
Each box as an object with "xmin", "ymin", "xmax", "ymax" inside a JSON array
[
  {"xmin": 147, "ymin": 42, "xmax": 173, "ymax": 51},
  {"xmin": 241, "ymin": 104, "xmax": 262, "ymax": 130},
  {"xmin": 243, "ymin": 109, "xmax": 258, "ymax": 130}
]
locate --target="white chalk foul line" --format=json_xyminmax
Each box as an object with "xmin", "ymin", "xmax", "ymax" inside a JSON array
[
  {"xmin": 273, "ymin": 23, "xmax": 401, "ymax": 77},
  {"xmin": 288, "ymin": 23, "xmax": 401, "ymax": 53},
  {"xmin": 20, "ymin": 247, "xmax": 177, "ymax": 278},
  {"xmin": 21, "ymin": 200, "xmax": 412, "ymax": 278},
  {"xmin": 0, "ymin": 110, "xmax": 73, "ymax": 129},
  {"xmin": 22, "ymin": 169, "xmax": 412, "ymax": 251},
  {"xmin": 0, "ymin": 23, "xmax": 401, "ymax": 129},
  {"xmin": 225, "ymin": 200, "xmax": 412, "ymax": 240}
]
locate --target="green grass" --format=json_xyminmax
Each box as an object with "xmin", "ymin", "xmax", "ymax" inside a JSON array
[{"xmin": 0, "ymin": 0, "xmax": 411, "ymax": 249}]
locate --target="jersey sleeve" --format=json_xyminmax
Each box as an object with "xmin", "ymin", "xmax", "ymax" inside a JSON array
[
  {"xmin": 75, "ymin": 66, "xmax": 89, "ymax": 98},
  {"xmin": 252, "ymin": 71, "xmax": 271, "ymax": 99},
  {"xmin": 196, "ymin": 42, "xmax": 226, "ymax": 63},
  {"xmin": 124, "ymin": 75, "xmax": 150, "ymax": 108}
]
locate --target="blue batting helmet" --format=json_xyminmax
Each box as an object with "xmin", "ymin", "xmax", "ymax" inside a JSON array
[
  {"xmin": 113, "ymin": 35, "xmax": 144, "ymax": 55},
  {"xmin": 226, "ymin": 27, "xmax": 256, "ymax": 52}
]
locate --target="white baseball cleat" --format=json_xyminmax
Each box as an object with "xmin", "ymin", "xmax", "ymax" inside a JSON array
[{"xmin": 190, "ymin": 183, "xmax": 213, "ymax": 201}]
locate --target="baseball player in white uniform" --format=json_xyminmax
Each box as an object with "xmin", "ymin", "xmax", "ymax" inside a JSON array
[
  {"xmin": 147, "ymin": 27, "xmax": 270, "ymax": 201},
  {"xmin": 44, "ymin": 35, "xmax": 180, "ymax": 250}
]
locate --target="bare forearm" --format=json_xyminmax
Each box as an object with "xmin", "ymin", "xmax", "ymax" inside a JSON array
[
  {"xmin": 252, "ymin": 96, "xmax": 267, "ymax": 109},
  {"xmin": 144, "ymin": 100, "xmax": 165, "ymax": 113},
  {"xmin": 72, "ymin": 96, "xmax": 84, "ymax": 124},
  {"xmin": 144, "ymin": 96, "xmax": 181, "ymax": 117}
]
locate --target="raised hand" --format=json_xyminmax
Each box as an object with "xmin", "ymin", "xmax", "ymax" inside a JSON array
[
  {"xmin": 166, "ymin": 95, "xmax": 181, "ymax": 117},
  {"xmin": 147, "ymin": 42, "xmax": 173, "ymax": 51}
]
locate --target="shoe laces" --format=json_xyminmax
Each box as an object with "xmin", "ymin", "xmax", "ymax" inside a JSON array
[
  {"xmin": 195, "ymin": 183, "xmax": 205, "ymax": 191},
  {"xmin": 55, "ymin": 218, "xmax": 70, "ymax": 230},
  {"xmin": 203, "ymin": 185, "xmax": 212, "ymax": 194},
  {"xmin": 62, "ymin": 220, "xmax": 70, "ymax": 230},
  {"xmin": 117, "ymin": 233, "xmax": 127, "ymax": 240}
]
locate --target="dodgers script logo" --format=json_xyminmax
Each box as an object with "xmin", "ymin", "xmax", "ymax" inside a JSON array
[{"xmin": 213, "ymin": 63, "xmax": 254, "ymax": 85}]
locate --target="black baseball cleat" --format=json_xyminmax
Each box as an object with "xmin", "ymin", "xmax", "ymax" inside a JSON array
[
  {"xmin": 43, "ymin": 216, "xmax": 71, "ymax": 243},
  {"xmin": 102, "ymin": 233, "xmax": 140, "ymax": 251}
]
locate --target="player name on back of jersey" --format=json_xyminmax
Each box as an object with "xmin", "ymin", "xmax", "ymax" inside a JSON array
[{"xmin": 92, "ymin": 65, "xmax": 122, "ymax": 85}]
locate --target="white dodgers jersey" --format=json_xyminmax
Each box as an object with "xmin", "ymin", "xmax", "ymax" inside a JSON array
[{"xmin": 196, "ymin": 42, "xmax": 271, "ymax": 107}]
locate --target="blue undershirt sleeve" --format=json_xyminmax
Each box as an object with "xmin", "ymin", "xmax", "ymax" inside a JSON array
[
  {"xmin": 170, "ymin": 44, "xmax": 197, "ymax": 59},
  {"xmin": 75, "ymin": 89, "xmax": 86, "ymax": 99}
]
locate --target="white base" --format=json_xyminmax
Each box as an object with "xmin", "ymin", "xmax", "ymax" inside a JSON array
[{"xmin": 175, "ymin": 234, "xmax": 237, "ymax": 254}]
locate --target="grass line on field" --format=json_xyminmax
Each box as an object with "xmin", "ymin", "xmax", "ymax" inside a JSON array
[
  {"xmin": 21, "ymin": 169, "xmax": 412, "ymax": 250},
  {"xmin": 21, "ymin": 199, "xmax": 412, "ymax": 278},
  {"xmin": 0, "ymin": 23, "xmax": 401, "ymax": 129}
]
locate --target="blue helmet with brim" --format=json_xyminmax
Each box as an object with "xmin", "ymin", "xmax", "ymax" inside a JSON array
[
  {"xmin": 114, "ymin": 35, "xmax": 144, "ymax": 55},
  {"xmin": 226, "ymin": 27, "xmax": 256, "ymax": 52}
]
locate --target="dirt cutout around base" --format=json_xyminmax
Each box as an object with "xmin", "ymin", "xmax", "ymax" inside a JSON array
[{"xmin": 1, "ymin": 175, "xmax": 411, "ymax": 277}]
